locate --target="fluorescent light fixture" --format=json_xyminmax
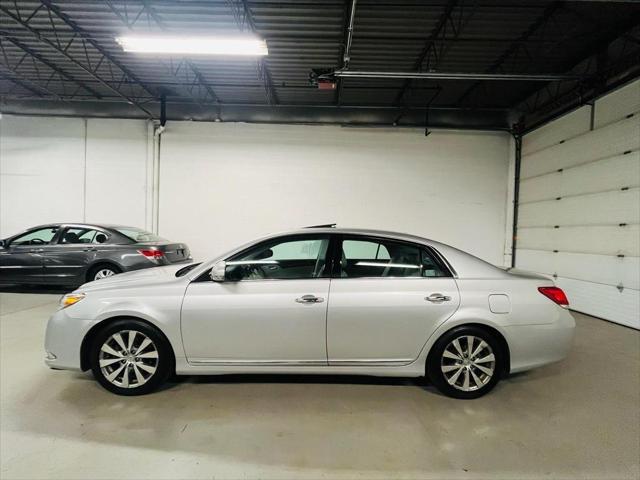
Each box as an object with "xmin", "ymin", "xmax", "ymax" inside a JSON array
[
  {"xmin": 115, "ymin": 35, "xmax": 268, "ymax": 56},
  {"xmin": 355, "ymin": 262, "xmax": 420, "ymax": 269},
  {"xmin": 226, "ymin": 260, "xmax": 278, "ymax": 265}
]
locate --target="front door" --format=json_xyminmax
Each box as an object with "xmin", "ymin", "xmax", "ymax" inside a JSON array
[
  {"xmin": 327, "ymin": 235, "xmax": 460, "ymax": 365},
  {"xmin": 181, "ymin": 234, "xmax": 332, "ymax": 364},
  {"xmin": 0, "ymin": 227, "xmax": 60, "ymax": 283}
]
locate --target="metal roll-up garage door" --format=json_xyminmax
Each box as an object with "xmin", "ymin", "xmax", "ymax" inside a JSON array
[{"xmin": 516, "ymin": 80, "xmax": 640, "ymax": 329}]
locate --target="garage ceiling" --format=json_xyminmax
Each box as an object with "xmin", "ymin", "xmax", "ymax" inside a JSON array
[{"xmin": 1, "ymin": 1, "xmax": 639, "ymax": 131}]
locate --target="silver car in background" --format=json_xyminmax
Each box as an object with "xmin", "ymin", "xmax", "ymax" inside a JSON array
[
  {"xmin": 44, "ymin": 228, "xmax": 575, "ymax": 399},
  {"xmin": 0, "ymin": 223, "xmax": 191, "ymax": 286}
]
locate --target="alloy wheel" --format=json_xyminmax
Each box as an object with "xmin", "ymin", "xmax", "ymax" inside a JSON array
[
  {"xmin": 98, "ymin": 330, "xmax": 159, "ymax": 389},
  {"xmin": 94, "ymin": 268, "xmax": 115, "ymax": 280},
  {"xmin": 440, "ymin": 335, "xmax": 496, "ymax": 392}
]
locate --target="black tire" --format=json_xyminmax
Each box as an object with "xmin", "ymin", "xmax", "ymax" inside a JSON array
[
  {"xmin": 427, "ymin": 325, "xmax": 504, "ymax": 399},
  {"xmin": 87, "ymin": 264, "xmax": 121, "ymax": 282},
  {"xmin": 89, "ymin": 319, "xmax": 172, "ymax": 396}
]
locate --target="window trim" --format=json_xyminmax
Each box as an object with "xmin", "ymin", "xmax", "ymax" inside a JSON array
[{"xmin": 331, "ymin": 234, "xmax": 454, "ymax": 280}]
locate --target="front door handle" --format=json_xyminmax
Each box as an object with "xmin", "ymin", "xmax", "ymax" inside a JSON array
[
  {"xmin": 83, "ymin": 247, "xmax": 97, "ymax": 252},
  {"xmin": 295, "ymin": 294, "xmax": 324, "ymax": 304},
  {"xmin": 426, "ymin": 293, "xmax": 451, "ymax": 303},
  {"xmin": 29, "ymin": 248, "xmax": 44, "ymax": 253}
]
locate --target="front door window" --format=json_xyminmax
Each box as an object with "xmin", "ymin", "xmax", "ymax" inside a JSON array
[
  {"xmin": 226, "ymin": 236, "xmax": 331, "ymax": 280},
  {"xmin": 10, "ymin": 227, "xmax": 58, "ymax": 246}
]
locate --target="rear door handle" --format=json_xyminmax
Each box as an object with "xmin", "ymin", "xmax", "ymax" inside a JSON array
[
  {"xmin": 83, "ymin": 247, "xmax": 97, "ymax": 252},
  {"xmin": 426, "ymin": 293, "xmax": 451, "ymax": 303},
  {"xmin": 295, "ymin": 294, "xmax": 324, "ymax": 304},
  {"xmin": 29, "ymin": 248, "xmax": 44, "ymax": 253}
]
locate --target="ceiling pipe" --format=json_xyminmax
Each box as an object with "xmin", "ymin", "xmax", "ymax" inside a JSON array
[{"xmin": 330, "ymin": 70, "xmax": 584, "ymax": 81}]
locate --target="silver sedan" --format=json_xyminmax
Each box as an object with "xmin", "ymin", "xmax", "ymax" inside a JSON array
[{"xmin": 45, "ymin": 228, "xmax": 575, "ymax": 399}]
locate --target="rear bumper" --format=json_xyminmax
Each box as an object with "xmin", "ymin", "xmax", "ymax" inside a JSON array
[{"xmin": 505, "ymin": 308, "xmax": 576, "ymax": 373}]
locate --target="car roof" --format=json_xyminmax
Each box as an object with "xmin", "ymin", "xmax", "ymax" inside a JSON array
[
  {"xmin": 275, "ymin": 227, "xmax": 438, "ymax": 246},
  {"xmin": 28, "ymin": 223, "xmax": 136, "ymax": 231}
]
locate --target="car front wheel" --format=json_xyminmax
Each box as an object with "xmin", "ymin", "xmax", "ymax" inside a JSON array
[
  {"xmin": 89, "ymin": 319, "xmax": 172, "ymax": 395},
  {"xmin": 427, "ymin": 326, "xmax": 503, "ymax": 399}
]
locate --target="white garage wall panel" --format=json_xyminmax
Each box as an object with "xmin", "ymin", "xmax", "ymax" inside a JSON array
[
  {"xmin": 159, "ymin": 123, "xmax": 511, "ymax": 264},
  {"xmin": 0, "ymin": 116, "xmax": 85, "ymax": 237},
  {"xmin": 517, "ymin": 79, "xmax": 640, "ymax": 329},
  {"xmin": 84, "ymin": 119, "xmax": 150, "ymax": 227},
  {"xmin": 0, "ymin": 115, "xmax": 150, "ymax": 238}
]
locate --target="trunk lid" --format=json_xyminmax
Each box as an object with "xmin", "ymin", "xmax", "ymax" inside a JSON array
[{"xmin": 139, "ymin": 242, "xmax": 191, "ymax": 264}]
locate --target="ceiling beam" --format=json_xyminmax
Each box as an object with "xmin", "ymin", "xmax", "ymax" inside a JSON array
[
  {"xmin": 0, "ymin": 97, "xmax": 511, "ymax": 130},
  {"xmin": 456, "ymin": 1, "xmax": 564, "ymax": 106},
  {"xmin": 393, "ymin": 0, "xmax": 459, "ymax": 105},
  {"xmin": 137, "ymin": 0, "xmax": 221, "ymax": 104},
  {"xmin": 0, "ymin": 67, "xmax": 62, "ymax": 99},
  {"xmin": 516, "ymin": 24, "xmax": 640, "ymax": 132},
  {"xmin": 39, "ymin": 0, "xmax": 156, "ymax": 100},
  {"xmin": 228, "ymin": 0, "xmax": 279, "ymax": 105},
  {"xmin": 0, "ymin": 2, "xmax": 155, "ymax": 117},
  {"xmin": 0, "ymin": 35, "xmax": 102, "ymax": 98}
]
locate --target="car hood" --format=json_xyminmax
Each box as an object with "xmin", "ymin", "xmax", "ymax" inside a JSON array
[{"xmin": 78, "ymin": 264, "xmax": 192, "ymax": 292}]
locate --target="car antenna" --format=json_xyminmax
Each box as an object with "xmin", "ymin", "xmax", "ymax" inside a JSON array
[{"xmin": 304, "ymin": 223, "xmax": 336, "ymax": 228}]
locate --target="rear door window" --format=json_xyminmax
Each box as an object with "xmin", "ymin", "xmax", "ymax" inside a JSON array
[
  {"xmin": 60, "ymin": 227, "xmax": 109, "ymax": 244},
  {"xmin": 339, "ymin": 236, "xmax": 449, "ymax": 278}
]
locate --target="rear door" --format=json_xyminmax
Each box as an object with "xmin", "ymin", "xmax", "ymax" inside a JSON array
[
  {"xmin": 326, "ymin": 235, "xmax": 460, "ymax": 365},
  {"xmin": 41, "ymin": 226, "xmax": 111, "ymax": 284}
]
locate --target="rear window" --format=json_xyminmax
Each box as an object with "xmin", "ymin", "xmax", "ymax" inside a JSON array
[{"xmin": 114, "ymin": 227, "xmax": 167, "ymax": 243}]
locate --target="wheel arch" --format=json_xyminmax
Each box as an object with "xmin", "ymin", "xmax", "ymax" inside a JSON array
[
  {"xmin": 426, "ymin": 322, "xmax": 511, "ymax": 377},
  {"xmin": 85, "ymin": 261, "xmax": 123, "ymax": 282},
  {"xmin": 80, "ymin": 315, "xmax": 176, "ymax": 373}
]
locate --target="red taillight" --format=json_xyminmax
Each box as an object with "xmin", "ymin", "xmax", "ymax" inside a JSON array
[
  {"xmin": 538, "ymin": 286, "xmax": 569, "ymax": 306},
  {"xmin": 138, "ymin": 249, "xmax": 164, "ymax": 260}
]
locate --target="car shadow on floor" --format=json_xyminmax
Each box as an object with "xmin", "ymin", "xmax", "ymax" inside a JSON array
[
  {"xmin": 162, "ymin": 372, "xmax": 452, "ymax": 398},
  {"xmin": 0, "ymin": 284, "xmax": 72, "ymax": 294}
]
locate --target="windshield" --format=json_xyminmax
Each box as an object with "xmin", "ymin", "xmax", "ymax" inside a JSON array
[
  {"xmin": 115, "ymin": 227, "xmax": 167, "ymax": 243},
  {"xmin": 176, "ymin": 263, "xmax": 201, "ymax": 277}
]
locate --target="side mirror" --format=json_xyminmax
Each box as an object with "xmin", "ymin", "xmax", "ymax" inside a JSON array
[
  {"xmin": 0, "ymin": 240, "xmax": 5, "ymax": 249},
  {"xmin": 209, "ymin": 261, "xmax": 226, "ymax": 282}
]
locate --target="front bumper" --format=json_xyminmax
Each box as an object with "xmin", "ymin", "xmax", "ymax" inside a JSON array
[{"xmin": 44, "ymin": 307, "xmax": 93, "ymax": 371}]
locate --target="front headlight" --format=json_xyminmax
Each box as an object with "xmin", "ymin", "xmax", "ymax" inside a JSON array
[{"xmin": 59, "ymin": 293, "xmax": 85, "ymax": 309}]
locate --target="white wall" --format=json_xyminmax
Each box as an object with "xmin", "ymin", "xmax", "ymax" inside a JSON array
[
  {"xmin": 158, "ymin": 123, "xmax": 511, "ymax": 263},
  {"xmin": 517, "ymin": 79, "xmax": 640, "ymax": 329},
  {"xmin": 1, "ymin": 115, "xmax": 512, "ymax": 268},
  {"xmin": 0, "ymin": 116, "xmax": 151, "ymax": 237}
]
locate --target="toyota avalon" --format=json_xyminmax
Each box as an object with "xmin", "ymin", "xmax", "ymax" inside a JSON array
[{"xmin": 44, "ymin": 227, "xmax": 575, "ymax": 399}]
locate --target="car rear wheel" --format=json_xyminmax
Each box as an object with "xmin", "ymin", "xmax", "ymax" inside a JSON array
[
  {"xmin": 427, "ymin": 326, "xmax": 503, "ymax": 399},
  {"xmin": 89, "ymin": 319, "xmax": 172, "ymax": 395},
  {"xmin": 89, "ymin": 264, "xmax": 120, "ymax": 282}
]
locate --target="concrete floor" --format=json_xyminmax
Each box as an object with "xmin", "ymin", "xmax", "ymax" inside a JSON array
[{"xmin": 0, "ymin": 291, "xmax": 638, "ymax": 480}]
